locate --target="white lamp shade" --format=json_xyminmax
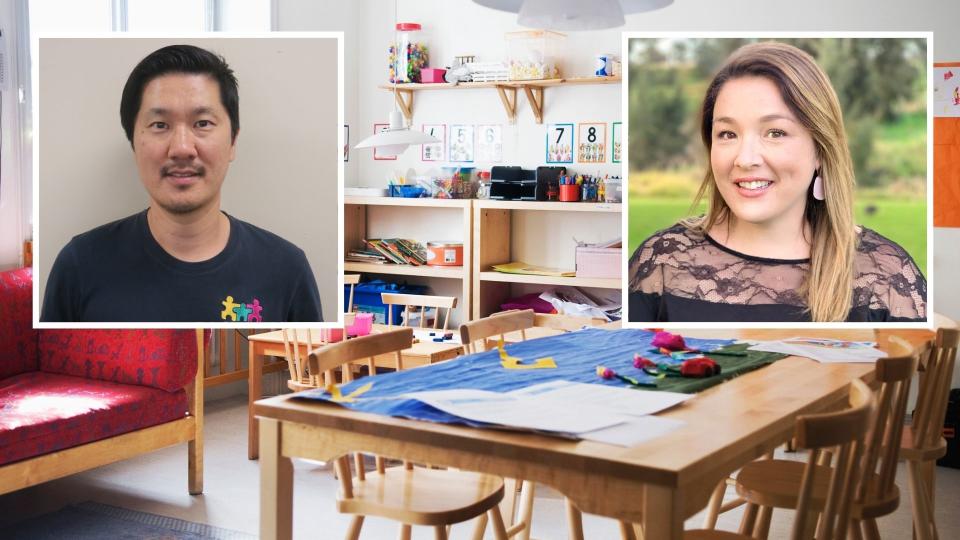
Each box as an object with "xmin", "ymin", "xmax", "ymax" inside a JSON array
[
  {"xmin": 519, "ymin": 0, "xmax": 624, "ymax": 31},
  {"xmin": 354, "ymin": 110, "xmax": 440, "ymax": 156},
  {"xmin": 474, "ymin": 0, "xmax": 673, "ymax": 17}
]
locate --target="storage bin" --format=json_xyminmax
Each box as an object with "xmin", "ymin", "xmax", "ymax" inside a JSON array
[
  {"xmin": 604, "ymin": 177, "xmax": 623, "ymax": 203},
  {"xmin": 389, "ymin": 22, "xmax": 428, "ymax": 83},
  {"xmin": 346, "ymin": 313, "xmax": 373, "ymax": 337},
  {"xmin": 506, "ymin": 30, "xmax": 564, "ymax": 80},
  {"xmin": 420, "ymin": 67, "xmax": 446, "ymax": 83},
  {"xmin": 575, "ymin": 246, "xmax": 622, "ymax": 279}
]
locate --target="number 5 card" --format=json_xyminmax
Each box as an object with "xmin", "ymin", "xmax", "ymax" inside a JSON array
[{"xmin": 577, "ymin": 122, "xmax": 607, "ymax": 163}]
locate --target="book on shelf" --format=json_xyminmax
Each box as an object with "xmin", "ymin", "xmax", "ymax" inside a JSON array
[{"xmin": 362, "ymin": 239, "xmax": 428, "ymax": 266}]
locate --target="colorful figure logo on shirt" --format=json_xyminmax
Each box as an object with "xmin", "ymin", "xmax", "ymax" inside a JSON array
[{"xmin": 220, "ymin": 296, "xmax": 264, "ymax": 322}]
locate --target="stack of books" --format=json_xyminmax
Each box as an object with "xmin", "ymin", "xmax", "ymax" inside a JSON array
[{"xmin": 346, "ymin": 239, "xmax": 428, "ymax": 266}]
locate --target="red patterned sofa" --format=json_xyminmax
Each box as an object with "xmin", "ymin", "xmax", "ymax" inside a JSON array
[{"xmin": 0, "ymin": 267, "xmax": 205, "ymax": 495}]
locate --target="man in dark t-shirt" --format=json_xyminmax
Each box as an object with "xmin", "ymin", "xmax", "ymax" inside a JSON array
[{"xmin": 41, "ymin": 44, "xmax": 322, "ymax": 322}]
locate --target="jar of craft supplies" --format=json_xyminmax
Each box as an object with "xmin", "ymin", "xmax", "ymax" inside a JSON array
[
  {"xmin": 389, "ymin": 22, "xmax": 428, "ymax": 83},
  {"xmin": 506, "ymin": 30, "xmax": 564, "ymax": 80}
]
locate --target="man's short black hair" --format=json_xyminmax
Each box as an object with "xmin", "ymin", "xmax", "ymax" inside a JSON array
[{"xmin": 120, "ymin": 44, "xmax": 239, "ymax": 145}]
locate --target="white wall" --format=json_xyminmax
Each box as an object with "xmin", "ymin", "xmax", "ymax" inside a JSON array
[{"xmin": 0, "ymin": 0, "xmax": 30, "ymax": 271}]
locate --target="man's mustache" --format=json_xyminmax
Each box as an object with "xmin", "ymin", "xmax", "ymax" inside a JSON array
[{"xmin": 161, "ymin": 164, "xmax": 206, "ymax": 176}]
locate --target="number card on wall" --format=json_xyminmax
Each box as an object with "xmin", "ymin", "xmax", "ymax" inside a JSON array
[
  {"xmin": 577, "ymin": 122, "xmax": 606, "ymax": 163},
  {"xmin": 343, "ymin": 125, "xmax": 349, "ymax": 162},
  {"xmin": 476, "ymin": 124, "xmax": 502, "ymax": 162},
  {"xmin": 448, "ymin": 124, "xmax": 475, "ymax": 162},
  {"xmin": 372, "ymin": 123, "xmax": 396, "ymax": 160},
  {"xmin": 546, "ymin": 123, "xmax": 573, "ymax": 163},
  {"xmin": 422, "ymin": 124, "xmax": 445, "ymax": 161},
  {"xmin": 612, "ymin": 121, "xmax": 622, "ymax": 163}
]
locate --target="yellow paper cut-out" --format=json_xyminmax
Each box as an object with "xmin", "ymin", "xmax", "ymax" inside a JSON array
[
  {"xmin": 326, "ymin": 381, "xmax": 373, "ymax": 403},
  {"xmin": 497, "ymin": 338, "xmax": 557, "ymax": 369}
]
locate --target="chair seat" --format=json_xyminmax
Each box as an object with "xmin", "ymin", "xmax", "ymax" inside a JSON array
[
  {"xmin": 736, "ymin": 459, "xmax": 899, "ymax": 519},
  {"xmin": 899, "ymin": 425, "xmax": 947, "ymax": 462},
  {"xmin": 337, "ymin": 466, "xmax": 505, "ymax": 526},
  {"xmin": 685, "ymin": 530, "xmax": 750, "ymax": 540}
]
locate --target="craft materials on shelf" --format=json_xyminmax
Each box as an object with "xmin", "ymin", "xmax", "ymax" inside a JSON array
[
  {"xmin": 604, "ymin": 175, "xmax": 622, "ymax": 203},
  {"xmin": 491, "ymin": 262, "xmax": 576, "ymax": 277},
  {"xmin": 466, "ymin": 61, "xmax": 510, "ymax": 82},
  {"xmin": 389, "ymin": 22, "xmax": 428, "ymax": 83},
  {"xmin": 594, "ymin": 53, "xmax": 618, "ymax": 77},
  {"xmin": 420, "ymin": 67, "xmax": 446, "ymax": 83},
  {"xmin": 506, "ymin": 30, "xmax": 564, "ymax": 80}
]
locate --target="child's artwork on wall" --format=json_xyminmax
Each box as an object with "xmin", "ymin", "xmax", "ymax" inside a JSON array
[
  {"xmin": 934, "ymin": 66, "xmax": 960, "ymax": 117},
  {"xmin": 546, "ymin": 123, "xmax": 573, "ymax": 163},
  {"xmin": 422, "ymin": 124, "xmax": 445, "ymax": 161},
  {"xmin": 448, "ymin": 124, "xmax": 475, "ymax": 162},
  {"xmin": 577, "ymin": 122, "xmax": 606, "ymax": 163},
  {"xmin": 476, "ymin": 124, "xmax": 503, "ymax": 162},
  {"xmin": 934, "ymin": 62, "xmax": 960, "ymax": 228}
]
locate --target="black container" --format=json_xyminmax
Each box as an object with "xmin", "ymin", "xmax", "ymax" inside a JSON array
[
  {"xmin": 535, "ymin": 166, "xmax": 566, "ymax": 201},
  {"xmin": 490, "ymin": 166, "xmax": 536, "ymax": 200}
]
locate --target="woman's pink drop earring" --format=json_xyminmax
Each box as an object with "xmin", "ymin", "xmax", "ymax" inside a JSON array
[{"xmin": 812, "ymin": 175, "xmax": 825, "ymax": 201}]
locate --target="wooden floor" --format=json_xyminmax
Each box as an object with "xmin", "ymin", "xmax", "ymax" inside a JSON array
[{"xmin": 1, "ymin": 395, "xmax": 958, "ymax": 539}]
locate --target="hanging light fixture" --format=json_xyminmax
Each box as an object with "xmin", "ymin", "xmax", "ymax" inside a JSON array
[
  {"xmin": 472, "ymin": 0, "xmax": 673, "ymax": 31},
  {"xmin": 355, "ymin": 1, "xmax": 440, "ymax": 157}
]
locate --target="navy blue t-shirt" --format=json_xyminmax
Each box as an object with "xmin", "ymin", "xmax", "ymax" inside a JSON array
[{"xmin": 41, "ymin": 210, "xmax": 323, "ymax": 323}]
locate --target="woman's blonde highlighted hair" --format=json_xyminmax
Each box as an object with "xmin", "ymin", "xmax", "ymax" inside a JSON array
[{"xmin": 688, "ymin": 41, "xmax": 857, "ymax": 322}]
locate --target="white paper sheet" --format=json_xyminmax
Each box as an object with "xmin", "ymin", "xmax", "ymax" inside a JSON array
[
  {"xmin": 509, "ymin": 380, "xmax": 692, "ymax": 417},
  {"xmin": 405, "ymin": 388, "xmax": 626, "ymax": 434},
  {"xmin": 749, "ymin": 338, "xmax": 887, "ymax": 363},
  {"xmin": 578, "ymin": 416, "xmax": 686, "ymax": 446}
]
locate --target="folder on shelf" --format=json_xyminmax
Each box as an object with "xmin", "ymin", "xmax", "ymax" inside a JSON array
[{"xmin": 491, "ymin": 261, "xmax": 576, "ymax": 277}]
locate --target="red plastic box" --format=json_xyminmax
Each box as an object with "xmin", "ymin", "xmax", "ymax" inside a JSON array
[{"xmin": 420, "ymin": 68, "xmax": 447, "ymax": 83}]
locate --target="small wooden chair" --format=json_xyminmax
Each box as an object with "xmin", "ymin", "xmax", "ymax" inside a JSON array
[
  {"xmin": 686, "ymin": 378, "xmax": 877, "ymax": 540},
  {"xmin": 282, "ymin": 329, "xmax": 325, "ymax": 392},
  {"xmin": 381, "ymin": 292, "xmax": 458, "ymax": 329},
  {"xmin": 308, "ymin": 328, "xmax": 510, "ymax": 540},
  {"xmin": 460, "ymin": 309, "xmax": 535, "ymax": 354},
  {"xmin": 732, "ymin": 337, "xmax": 918, "ymax": 539},
  {"xmin": 901, "ymin": 327, "xmax": 959, "ymax": 540},
  {"xmin": 459, "ymin": 308, "xmax": 537, "ymax": 540},
  {"xmin": 345, "ymin": 273, "xmax": 360, "ymax": 312}
]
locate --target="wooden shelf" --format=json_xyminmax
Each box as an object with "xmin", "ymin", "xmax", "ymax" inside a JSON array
[
  {"xmin": 378, "ymin": 76, "xmax": 621, "ymax": 124},
  {"xmin": 345, "ymin": 262, "xmax": 465, "ymax": 279},
  {"xmin": 479, "ymin": 271, "xmax": 620, "ymax": 289},
  {"xmin": 345, "ymin": 196, "xmax": 472, "ymax": 208},
  {"xmin": 475, "ymin": 200, "xmax": 621, "ymax": 212}
]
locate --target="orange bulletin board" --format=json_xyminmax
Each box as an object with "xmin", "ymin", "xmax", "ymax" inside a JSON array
[{"xmin": 935, "ymin": 62, "xmax": 960, "ymax": 228}]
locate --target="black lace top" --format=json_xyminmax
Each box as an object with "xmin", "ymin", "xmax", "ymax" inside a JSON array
[{"xmin": 628, "ymin": 223, "xmax": 927, "ymax": 322}]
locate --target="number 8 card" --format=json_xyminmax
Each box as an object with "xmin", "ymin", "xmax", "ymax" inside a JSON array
[{"xmin": 577, "ymin": 122, "xmax": 607, "ymax": 163}]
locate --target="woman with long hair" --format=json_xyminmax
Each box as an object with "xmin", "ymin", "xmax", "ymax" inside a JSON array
[{"xmin": 628, "ymin": 41, "xmax": 926, "ymax": 322}]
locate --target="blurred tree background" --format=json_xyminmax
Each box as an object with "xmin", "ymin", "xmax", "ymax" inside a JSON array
[{"xmin": 628, "ymin": 37, "xmax": 927, "ymax": 274}]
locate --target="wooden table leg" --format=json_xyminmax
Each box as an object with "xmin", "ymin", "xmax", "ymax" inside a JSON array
[
  {"xmin": 643, "ymin": 484, "xmax": 683, "ymax": 540},
  {"xmin": 249, "ymin": 342, "xmax": 263, "ymax": 460},
  {"xmin": 260, "ymin": 418, "xmax": 293, "ymax": 540}
]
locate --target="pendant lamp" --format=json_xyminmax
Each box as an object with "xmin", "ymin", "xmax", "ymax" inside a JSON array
[
  {"xmin": 473, "ymin": 0, "xmax": 673, "ymax": 30},
  {"xmin": 354, "ymin": 2, "xmax": 440, "ymax": 157}
]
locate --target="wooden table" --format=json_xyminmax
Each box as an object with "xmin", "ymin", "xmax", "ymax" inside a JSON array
[
  {"xmin": 246, "ymin": 326, "xmax": 464, "ymax": 460},
  {"xmin": 254, "ymin": 328, "xmax": 928, "ymax": 539}
]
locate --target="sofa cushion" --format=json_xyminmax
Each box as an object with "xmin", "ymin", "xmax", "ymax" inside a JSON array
[
  {"xmin": 0, "ymin": 372, "xmax": 188, "ymax": 466},
  {"xmin": 0, "ymin": 268, "xmax": 39, "ymax": 379},
  {"xmin": 38, "ymin": 330, "xmax": 198, "ymax": 392}
]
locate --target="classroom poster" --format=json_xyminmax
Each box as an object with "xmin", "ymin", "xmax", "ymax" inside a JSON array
[
  {"xmin": 612, "ymin": 122, "xmax": 622, "ymax": 163},
  {"xmin": 372, "ymin": 123, "xmax": 396, "ymax": 160},
  {"xmin": 448, "ymin": 124, "xmax": 475, "ymax": 162},
  {"xmin": 577, "ymin": 122, "xmax": 606, "ymax": 163},
  {"xmin": 476, "ymin": 124, "xmax": 503, "ymax": 162},
  {"xmin": 546, "ymin": 123, "xmax": 573, "ymax": 163},
  {"xmin": 934, "ymin": 62, "xmax": 960, "ymax": 228},
  {"xmin": 422, "ymin": 124, "xmax": 445, "ymax": 161}
]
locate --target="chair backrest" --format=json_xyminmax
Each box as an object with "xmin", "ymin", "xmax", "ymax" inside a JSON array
[
  {"xmin": 459, "ymin": 309, "xmax": 536, "ymax": 354},
  {"xmin": 792, "ymin": 379, "xmax": 876, "ymax": 540},
  {"xmin": 345, "ymin": 274, "xmax": 360, "ymax": 312},
  {"xmin": 912, "ymin": 327, "xmax": 960, "ymax": 449},
  {"xmin": 381, "ymin": 292, "xmax": 458, "ymax": 330},
  {"xmin": 282, "ymin": 328, "xmax": 316, "ymax": 387},
  {"xmin": 854, "ymin": 336, "xmax": 918, "ymax": 506},
  {"xmin": 315, "ymin": 329, "xmax": 414, "ymax": 488}
]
